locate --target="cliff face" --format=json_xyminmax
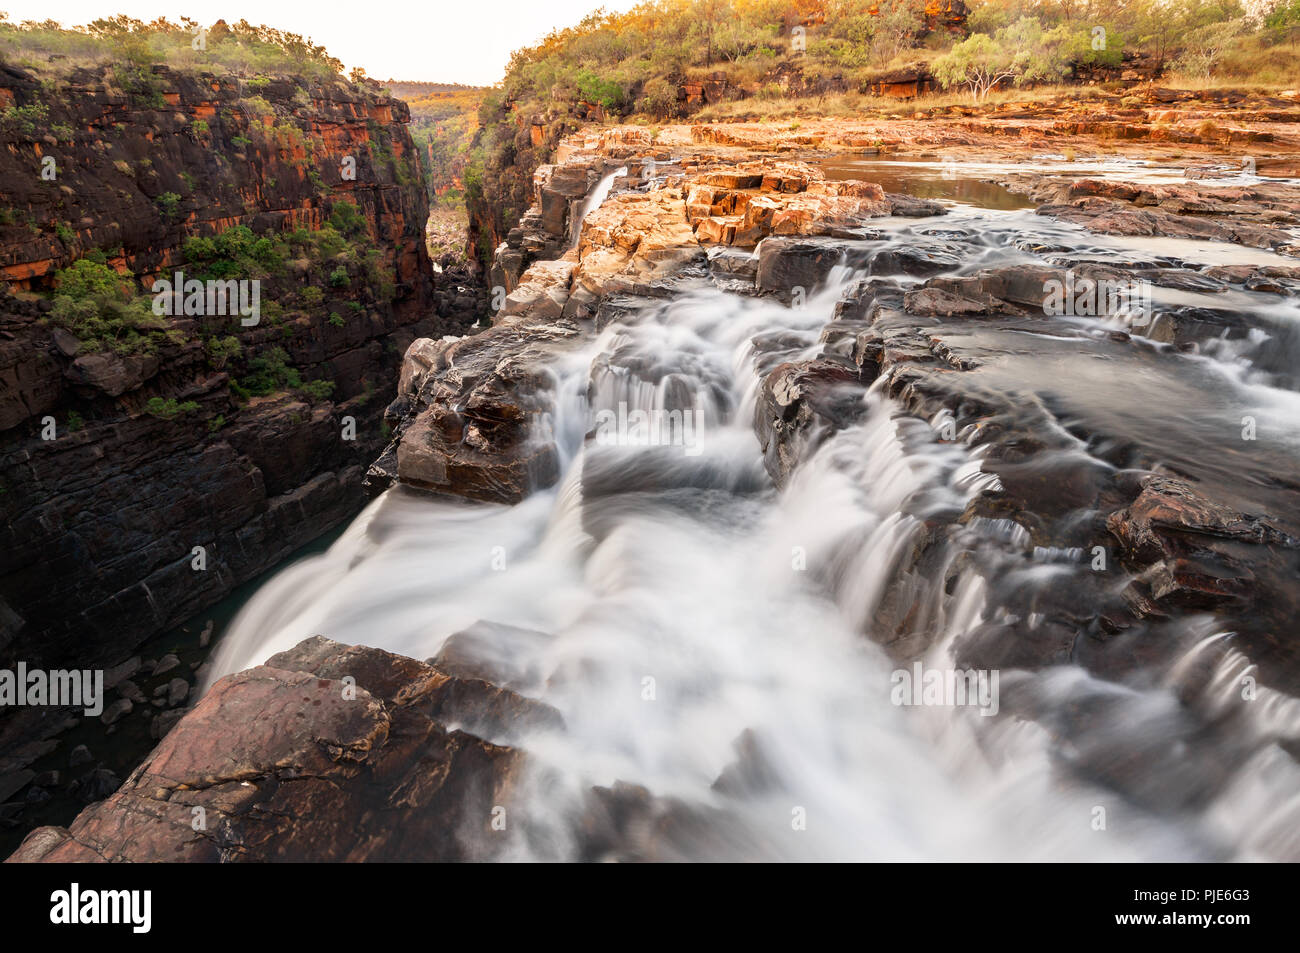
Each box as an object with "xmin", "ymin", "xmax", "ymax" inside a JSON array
[
  {"xmin": 0, "ymin": 64, "xmax": 479, "ymax": 672},
  {"xmin": 0, "ymin": 65, "xmax": 429, "ymax": 294}
]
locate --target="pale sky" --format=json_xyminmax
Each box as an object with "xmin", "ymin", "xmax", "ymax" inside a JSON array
[{"xmin": 1, "ymin": 0, "xmax": 641, "ymax": 85}]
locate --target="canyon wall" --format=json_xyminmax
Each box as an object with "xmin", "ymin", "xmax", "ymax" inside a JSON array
[{"xmin": 0, "ymin": 64, "xmax": 482, "ymax": 672}]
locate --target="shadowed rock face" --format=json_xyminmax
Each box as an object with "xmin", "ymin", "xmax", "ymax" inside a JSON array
[
  {"xmin": 0, "ymin": 64, "xmax": 485, "ymax": 673},
  {"xmin": 6, "ymin": 637, "xmax": 545, "ymax": 862},
  {"xmin": 366, "ymin": 318, "xmax": 584, "ymax": 503},
  {"xmin": 753, "ymin": 259, "xmax": 1300, "ymax": 690}
]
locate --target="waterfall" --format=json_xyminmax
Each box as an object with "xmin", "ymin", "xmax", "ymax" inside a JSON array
[
  {"xmin": 570, "ymin": 166, "xmax": 626, "ymax": 248},
  {"xmin": 205, "ymin": 181, "xmax": 1300, "ymax": 862}
]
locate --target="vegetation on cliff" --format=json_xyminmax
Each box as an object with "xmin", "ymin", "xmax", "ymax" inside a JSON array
[
  {"xmin": 463, "ymin": 0, "xmax": 1300, "ymax": 268},
  {"xmin": 0, "ymin": 14, "xmax": 343, "ymax": 80},
  {"xmin": 387, "ymin": 82, "xmax": 485, "ymax": 210},
  {"xmin": 0, "ymin": 17, "xmax": 435, "ymax": 416}
]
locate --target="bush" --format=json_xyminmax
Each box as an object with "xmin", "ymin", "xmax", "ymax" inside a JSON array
[
  {"xmin": 205, "ymin": 335, "xmax": 242, "ymax": 369},
  {"xmin": 236, "ymin": 346, "xmax": 301, "ymax": 397},
  {"xmin": 145, "ymin": 397, "xmax": 200, "ymax": 419},
  {"xmin": 54, "ymin": 258, "xmax": 131, "ymax": 300},
  {"xmin": 299, "ymin": 378, "xmax": 335, "ymax": 402},
  {"xmin": 155, "ymin": 191, "xmax": 182, "ymax": 222},
  {"xmin": 328, "ymin": 201, "xmax": 366, "ymax": 237}
]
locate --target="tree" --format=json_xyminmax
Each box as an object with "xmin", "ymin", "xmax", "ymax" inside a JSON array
[
  {"xmin": 871, "ymin": 0, "xmax": 923, "ymax": 67},
  {"xmin": 1265, "ymin": 0, "xmax": 1300, "ymax": 48},
  {"xmin": 932, "ymin": 17, "xmax": 1070, "ymax": 101},
  {"xmin": 1175, "ymin": 18, "xmax": 1245, "ymax": 78}
]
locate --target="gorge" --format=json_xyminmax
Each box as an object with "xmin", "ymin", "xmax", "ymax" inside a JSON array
[{"xmin": 3, "ymin": 7, "xmax": 1300, "ymax": 865}]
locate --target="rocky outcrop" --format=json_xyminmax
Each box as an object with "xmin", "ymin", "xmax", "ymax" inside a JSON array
[
  {"xmin": 7, "ymin": 636, "xmax": 543, "ymax": 862},
  {"xmin": 684, "ymin": 162, "xmax": 889, "ymax": 246},
  {"xmin": 751, "ymin": 257, "xmax": 1300, "ymax": 685},
  {"xmin": 0, "ymin": 64, "xmax": 483, "ymax": 677},
  {"xmin": 999, "ymin": 175, "xmax": 1300, "ymax": 253},
  {"xmin": 0, "ymin": 65, "xmax": 427, "ymax": 293},
  {"xmin": 366, "ymin": 317, "xmax": 583, "ymax": 503}
]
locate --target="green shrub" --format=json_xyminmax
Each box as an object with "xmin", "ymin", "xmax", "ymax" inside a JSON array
[
  {"xmin": 205, "ymin": 335, "xmax": 242, "ymax": 369},
  {"xmin": 328, "ymin": 201, "xmax": 366, "ymax": 237},
  {"xmin": 1, "ymin": 102, "xmax": 50, "ymax": 136},
  {"xmin": 145, "ymin": 397, "xmax": 200, "ymax": 419},
  {"xmin": 299, "ymin": 378, "xmax": 335, "ymax": 402},
  {"xmin": 54, "ymin": 258, "xmax": 131, "ymax": 300},
  {"xmin": 155, "ymin": 191, "xmax": 182, "ymax": 222},
  {"xmin": 236, "ymin": 346, "xmax": 301, "ymax": 397}
]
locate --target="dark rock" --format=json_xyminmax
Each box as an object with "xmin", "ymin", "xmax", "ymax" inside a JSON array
[
  {"xmin": 99, "ymin": 698, "xmax": 132, "ymax": 726},
  {"xmin": 9, "ymin": 637, "xmax": 528, "ymax": 862}
]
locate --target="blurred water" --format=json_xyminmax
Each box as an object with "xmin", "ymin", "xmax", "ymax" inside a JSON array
[{"xmin": 207, "ymin": 170, "xmax": 1300, "ymax": 861}]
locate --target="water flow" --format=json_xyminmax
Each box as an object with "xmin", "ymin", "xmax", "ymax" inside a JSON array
[
  {"xmin": 209, "ymin": 187, "xmax": 1300, "ymax": 861},
  {"xmin": 570, "ymin": 167, "xmax": 627, "ymax": 247}
]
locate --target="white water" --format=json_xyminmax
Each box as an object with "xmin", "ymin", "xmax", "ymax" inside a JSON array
[
  {"xmin": 208, "ymin": 250, "xmax": 1300, "ymax": 860},
  {"xmin": 570, "ymin": 166, "xmax": 627, "ymax": 247}
]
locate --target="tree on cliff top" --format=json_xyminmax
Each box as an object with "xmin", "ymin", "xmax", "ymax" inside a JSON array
[{"xmin": 0, "ymin": 16, "xmax": 344, "ymax": 80}]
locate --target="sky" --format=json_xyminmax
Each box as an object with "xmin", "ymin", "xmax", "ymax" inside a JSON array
[{"xmin": 1, "ymin": 0, "xmax": 641, "ymax": 85}]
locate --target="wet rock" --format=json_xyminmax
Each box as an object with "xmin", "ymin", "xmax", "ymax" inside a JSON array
[
  {"xmin": 577, "ymin": 780, "xmax": 770, "ymax": 862},
  {"xmin": 67, "ymin": 745, "xmax": 92, "ymax": 769},
  {"xmin": 369, "ymin": 320, "xmax": 583, "ymax": 504},
  {"xmin": 431, "ymin": 620, "xmax": 552, "ymax": 694},
  {"xmin": 166, "ymin": 677, "xmax": 189, "ymax": 708},
  {"xmin": 711, "ymin": 729, "xmax": 784, "ymax": 797},
  {"xmin": 755, "ymin": 358, "xmax": 867, "ymax": 486},
  {"xmin": 99, "ymin": 698, "xmax": 132, "ymax": 726},
  {"xmin": 117, "ymin": 680, "xmax": 146, "ymax": 704},
  {"xmin": 8, "ymin": 637, "xmax": 528, "ymax": 862},
  {"xmin": 867, "ymin": 244, "xmax": 963, "ymax": 278},
  {"xmin": 904, "ymin": 286, "xmax": 1005, "ymax": 317},
  {"xmin": 152, "ymin": 653, "xmax": 181, "ymax": 677},
  {"xmin": 757, "ymin": 237, "xmax": 857, "ymax": 296},
  {"xmin": 887, "ymin": 193, "xmax": 948, "ymax": 218},
  {"xmin": 1000, "ymin": 174, "xmax": 1300, "ymax": 251}
]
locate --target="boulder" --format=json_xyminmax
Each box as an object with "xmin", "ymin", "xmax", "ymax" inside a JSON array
[{"xmin": 7, "ymin": 637, "xmax": 534, "ymax": 862}]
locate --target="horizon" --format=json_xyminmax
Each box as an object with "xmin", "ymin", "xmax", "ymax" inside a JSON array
[{"xmin": 0, "ymin": 0, "xmax": 641, "ymax": 85}]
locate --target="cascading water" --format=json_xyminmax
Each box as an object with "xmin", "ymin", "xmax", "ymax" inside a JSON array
[
  {"xmin": 570, "ymin": 166, "xmax": 627, "ymax": 247},
  {"xmin": 208, "ymin": 166, "xmax": 1300, "ymax": 861}
]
